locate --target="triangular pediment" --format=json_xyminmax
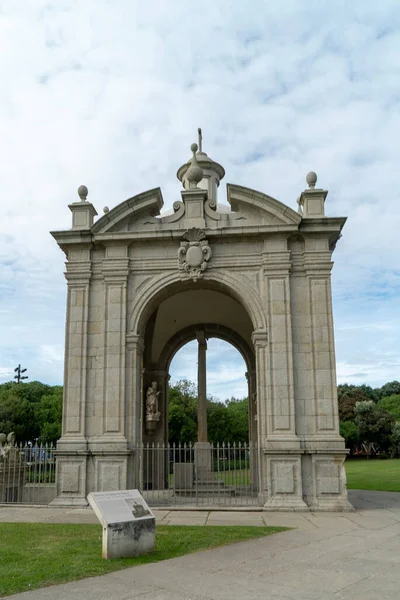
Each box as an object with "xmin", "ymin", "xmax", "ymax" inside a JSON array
[
  {"xmin": 91, "ymin": 188, "xmax": 163, "ymax": 234},
  {"xmin": 227, "ymin": 184, "xmax": 301, "ymax": 225}
]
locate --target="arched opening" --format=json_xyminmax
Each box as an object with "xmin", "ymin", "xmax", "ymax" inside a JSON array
[
  {"xmin": 137, "ymin": 280, "xmax": 260, "ymax": 504},
  {"xmin": 168, "ymin": 337, "xmax": 249, "ymax": 446}
]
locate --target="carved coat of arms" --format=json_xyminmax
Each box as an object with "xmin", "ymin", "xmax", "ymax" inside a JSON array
[{"xmin": 178, "ymin": 228, "xmax": 212, "ymax": 282}]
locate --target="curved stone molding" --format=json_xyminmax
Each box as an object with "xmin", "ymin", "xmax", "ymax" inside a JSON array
[
  {"xmin": 227, "ymin": 184, "xmax": 302, "ymax": 225},
  {"xmin": 162, "ymin": 201, "xmax": 185, "ymax": 223},
  {"xmin": 159, "ymin": 323, "xmax": 256, "ymax": 374},
  {"xmin": 128, "ymin": 268, "xmax": 268, "ymax": 335}
]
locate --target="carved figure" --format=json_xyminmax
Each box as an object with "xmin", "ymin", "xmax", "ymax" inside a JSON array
[
  {"xmin": 178, "ymin": 228, "xmax": 212, "ymax": 282},
  {"xmin": 0, "ymin": 432, "xmax": 18, "ymax": 462},
  {"xmin": 146, "ymin": 381, "xmax": 160, "ymax": 418}
]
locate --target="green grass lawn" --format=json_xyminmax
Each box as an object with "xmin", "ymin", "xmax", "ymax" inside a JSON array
[
  {"xmin": 169, "ymin": 459, "xmax": 400, "ymax": 493},
  {"xmin": 0, "ymin": 523, "xmax": 286, "ymax": 597},
  {"xmin": 345, "ymin": 458, "xmax": 400, "ymax": 492}
]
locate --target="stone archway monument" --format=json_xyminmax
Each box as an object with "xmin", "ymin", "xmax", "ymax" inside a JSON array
[{"xmin": 51, "ymin": 130, "xmax": 352, "ymax": 511}]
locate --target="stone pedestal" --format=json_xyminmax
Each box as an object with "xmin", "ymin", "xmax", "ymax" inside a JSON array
[
  {"xmin": 194, "ymin": 441, "xmax": 213, "ymax": 482},
  {"xmin": 88, "ymin": 490, "xmax": 155, "ymax": 559}
]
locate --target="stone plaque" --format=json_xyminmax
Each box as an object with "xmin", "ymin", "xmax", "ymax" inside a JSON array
[{"xmin": 87, "ymin": 489, "xmax": 155, "ymax": 559}]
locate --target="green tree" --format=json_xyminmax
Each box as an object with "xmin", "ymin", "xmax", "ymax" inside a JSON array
[
  {"xmin": 377, "ymin": 381, "xmax": 400, "ymax": 401},
  {"xmin": 35, "ymin": 386, "xmax": 63, "ymax": 443},
  {"xmin": 389, "ymin": 422, "xmax": 400, "ymax": 457},
  {"xmin": 168, "ymin": 380, "xmax": 198, "ymax": 445},
  {"xmin": 339, "ymin": 420, "xmax": 359, "ymax": 452},
  {"xmin": 338, "ymin": 388, "xmax": 371, "ymax": 423},
  {"xmin": 0, "ymin": 381, "xmax": 52, "ymax": 442},
  {"xmin": 355, "ymin": 400, "xmax": 395, "ymax": 457},
  {"xmin": 167, "ymin": 381, "xmax": 249, "ymax": 444},
  {"xmin": 224, "ymin": 397, "xmax": 249, "ymax": 443},
  {"xmin": 378, "ymin": 394, "xmax": 400, "ymax": 421}
]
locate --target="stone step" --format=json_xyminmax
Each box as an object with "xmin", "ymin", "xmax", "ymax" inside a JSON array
[{"xmin": 174, "ymin": 486, "xmax": 236, "ymax": 497}]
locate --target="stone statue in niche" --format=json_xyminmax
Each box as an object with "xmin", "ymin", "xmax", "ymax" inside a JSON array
[
  {"xmin": 145, "ymin": 382, "xmax": 161, "ymax": 434},
  {"xmin": 146, "ymin": 382, "xmax": 160, "ymax": 417},
  {"xmin": 178, "ymin": 228, "xmax": 212, "ymax": 282}
]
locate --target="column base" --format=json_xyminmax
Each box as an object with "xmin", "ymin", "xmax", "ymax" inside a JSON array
[
  {"xmin": 262, "ymin": 494, "xmax": 309, "ymax": 511},
  {"xmin": 194, "ymin": 441, "xmax": 213, "ymax": 482},
  {"xmin": 49, "ymin": 496, "xmax": 89, "ymax": 508},
  {"xmin": 260, "ymin": 453, "xmax": 309, "ymax": 511},
  {"xmin": 301, "ymin": 452, "xmax": 354, "ymax": 512}
]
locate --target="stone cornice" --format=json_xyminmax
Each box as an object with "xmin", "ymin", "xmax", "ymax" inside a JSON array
[{"xmin": 299, "ymin": 217, "xmax": 347, "ymax": 234}]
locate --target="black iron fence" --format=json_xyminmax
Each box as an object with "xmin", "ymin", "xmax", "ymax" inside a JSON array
[{"xmin": 0, "ymin": 441, "xmax": 260, "ymax": 507}]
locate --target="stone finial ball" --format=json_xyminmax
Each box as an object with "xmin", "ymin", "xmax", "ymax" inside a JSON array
[
  {"xmin": 306, "ymin": 172, "xmax": 317, "ymax": 188},
  {"xmin": 191, "ymin": 143, "xmax": 198, "ymax": 153},
  {"xmin": 103, "ymin": 206, "xmax": 109, "ymax": 213},
  {"xmin": 78, "ymin": 185, "xmax": 88, "ymax": 200}
]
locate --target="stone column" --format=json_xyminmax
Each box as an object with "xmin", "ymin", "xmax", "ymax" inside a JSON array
[
  {"xmin": 194, "ymin": 330, "xmax": 212, "ymax": 481},
  {"xmin": 197, "ymin": 330, "xmax": 207, "ymax": 443}
]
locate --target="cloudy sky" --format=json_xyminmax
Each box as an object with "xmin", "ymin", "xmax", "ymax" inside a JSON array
[{"xmin": 0, "ymin": 1, "xmax": 399, "ymax": 400}]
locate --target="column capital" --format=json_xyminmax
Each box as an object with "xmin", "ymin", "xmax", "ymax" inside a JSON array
[
  {"xmin": 304, "ymin": 260, "xmax": 334, "ymax": 277},
  {"xmin": 252, "ymin": 329, "xmax": 268, "ymax": 348},
  {"xmin": 196, "ymin": 329, "xmax": 207, "ymax": 346},
  {"xmin": 102, "ymin": 258, "xmax": 130, "ymax": 282},
  {"xmin": 126, "ymin": 334, "xmax": 145, "ymax": 355},
  {"xmin": 65, "ymin": 259, "xmax": 92, "ymax": 282}
]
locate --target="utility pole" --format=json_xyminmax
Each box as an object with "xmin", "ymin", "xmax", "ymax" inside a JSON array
[{"xmin": 14, "ymin": 364, "xmax": 28, "ymax": 383}]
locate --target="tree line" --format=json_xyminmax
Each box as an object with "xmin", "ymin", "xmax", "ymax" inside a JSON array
[
  {"xmin": 338, "ymin": 382, "xmax": 400, "ymax": 458},
  {"xmin": 1, "ymin": 378, "xmax": 400, "ymax": 455}
]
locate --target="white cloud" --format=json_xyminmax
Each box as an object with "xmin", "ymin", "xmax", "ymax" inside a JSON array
[{"xmin": 0, "ymin": 1, "xmax": 399, "ymax": 393}]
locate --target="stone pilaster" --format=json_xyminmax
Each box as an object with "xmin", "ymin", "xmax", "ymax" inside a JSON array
[
  {"xmin": 300, "ymin": 238, "xmax": 351, "ymax": 510},
  {"xmin": 303, "ymin": 240, "xmax": 342, "ymax": 443},
  {"xmin": 246, "ymin": 369, "xmax": 258, "ymax": 491},
  {"xmin": 85, "ymin": 246, "xmax": 131, "ymax": 495},
  {"xmin": 52, "ymin": 249, "xmax": 92, "ymax": 506},
  {"xmin": 126, "ymin": 334, "xmax": 144, "ymax": 489},
  {"xmin": 100, "ymin": 247, "xmax": 129, "ymax": 440},
  {"xmin": 262, "ymin": 239, "xmax": 300, "ymax": 449}
]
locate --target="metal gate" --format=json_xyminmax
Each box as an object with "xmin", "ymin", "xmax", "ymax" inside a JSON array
[{"xmin": 139, "ymin": 442, "xmax": 260, "ymax": 507}]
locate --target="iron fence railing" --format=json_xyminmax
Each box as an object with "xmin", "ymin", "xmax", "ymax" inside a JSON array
[
  {"xmin": 0, "ymin": 443, "xmax": 56, "ymax": 505},
  {"xmin": 139, "ymin": 441, "xmax": 260, "ymax": 507},
  {"xmin": 0, "ymin": 441, "xmax": 260, "ymax": 507}
]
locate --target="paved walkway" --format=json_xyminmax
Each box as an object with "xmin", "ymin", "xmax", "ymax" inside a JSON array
[{"xmin": 2, "ymin": 490, "xmax": 400, "ymax": 599}]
